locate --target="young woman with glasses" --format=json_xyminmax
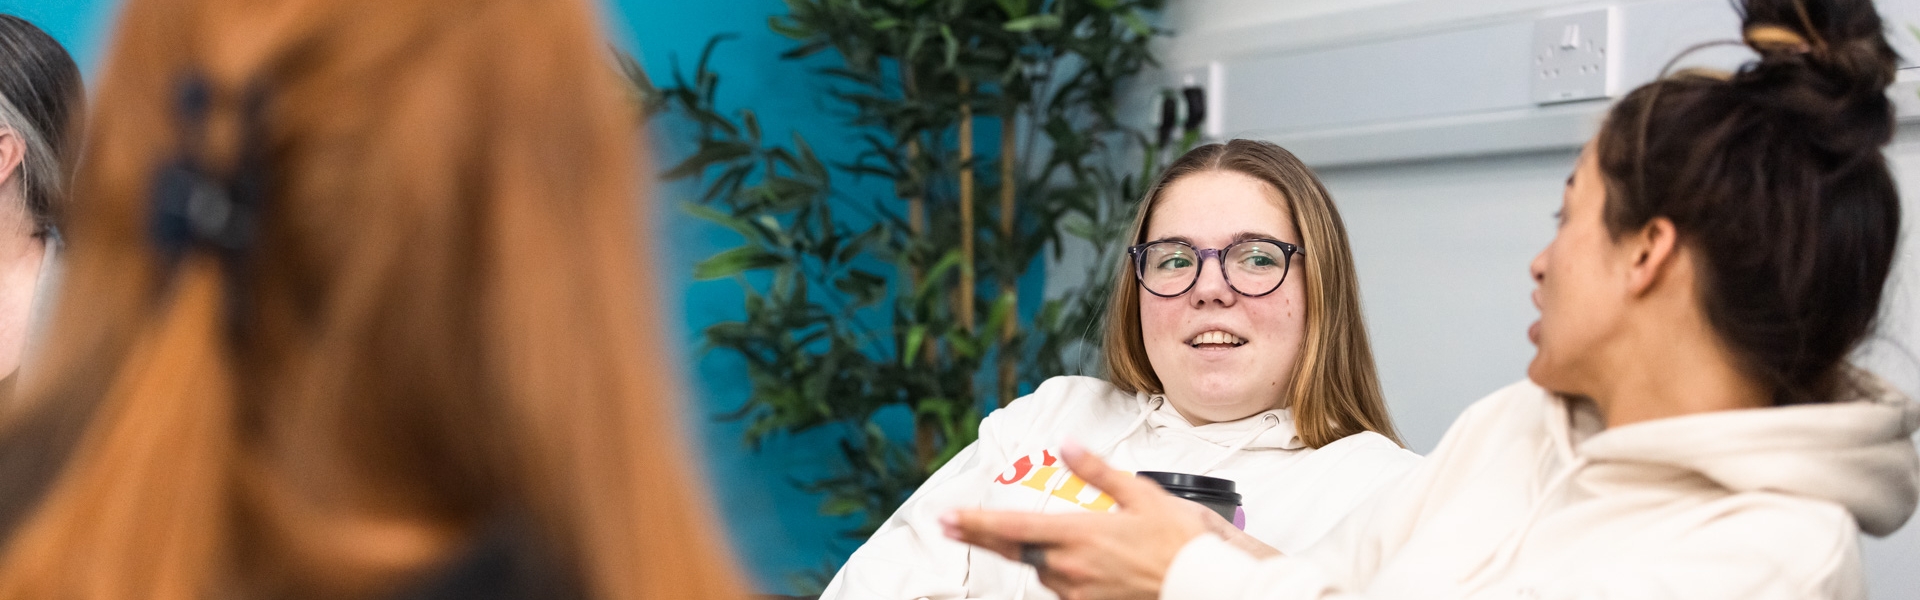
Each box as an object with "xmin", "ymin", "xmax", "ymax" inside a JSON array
[
  {"xmin": 822, "ymin": 139, "xmax": 1420, "ymax": 600},
  {"xmin": 946, "ymin": 1, "xmax": 1917, "ymax": 598}
]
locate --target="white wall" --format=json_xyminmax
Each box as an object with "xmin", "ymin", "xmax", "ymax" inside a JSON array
[
  {"xmin": 1141, "ymin": 0, "xmax": 1920, "ymax": 596},
  {"xmin": 1316, "ymin": 150, "xmax": 1570, "ymax": 453}
]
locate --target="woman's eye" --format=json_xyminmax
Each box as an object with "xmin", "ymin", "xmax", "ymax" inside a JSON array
[
  {"xmin": 1156, "ymin": 256, "xmax": 1193, "ymax": 270},
  {"xmin": 1240, "ymin": 254, "xmax": 1276, "ymax": 268}
]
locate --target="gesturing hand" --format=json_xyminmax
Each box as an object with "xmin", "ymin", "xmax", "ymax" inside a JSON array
[{"xmin": 940, "ymin": 442, "xmax": 1221, "ymax": 600}]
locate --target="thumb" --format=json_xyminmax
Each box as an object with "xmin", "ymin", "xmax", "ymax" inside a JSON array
[{"xmin": 1060, "ymin": 441, "xmax": 1168, "ymax": 510}]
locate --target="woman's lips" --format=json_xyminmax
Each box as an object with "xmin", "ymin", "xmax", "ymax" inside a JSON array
[
  {"xmin": 1187, "ymin": 330, "xmax": 1247, "ymax": 348},
  {"xmin": 1529, "ymin": 289, "xmax": 1543, "ymax": 345}
]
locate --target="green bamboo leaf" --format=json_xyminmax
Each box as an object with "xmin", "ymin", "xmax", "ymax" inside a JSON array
[
  {"xmin": 1121, "ymin": 10, "xmax": 1152, "ymax": 38},
  {"xmin": 769, "ymin": 15, "xmax": 810, "ymax": 39},
  {"xmin": 834, "ymin": 226, "xmax": 884, "ymax": 265},
  {"xmin": 749, "ymin": 176, "xmax": 820, "ymax": 205},
  {"xmin": 743, "ymin": 109, "xmax": 762, "ymax": 142},
  {"xmin": 915, "ymin": 251, "xmax": 964, "ymax": 301},
  {"xmin": 833, "ymin": 269, "xmax": 889, "ymax": 307},
  {"xmin": 940, "ymin": 24, "xmax": 958, "ymax": 69},
  {"xmin": 873, "ymin": 17, "xmax": 900, "ymax": 30},
  {"xmin": 983, "ymin": 291, "xmax": 1017, "ymax": 340},
  {"xmin": 682, "ymin": 202, "xmax": 754, "ymax": 236},
  {"xmin": 821, "ymin": 496, "xmax": 862, "ymax": 516},
  {"xmin": 701, "ymin": 164, "xmax": 752, "ymax": 204},
  {"xmin": 906, "ymin": 27, "xmax": 930, "ymax": 65},
  {"xmin": 945, "ymin": 330, "xmax": 980, "ymax": 360},
  {"xmin": 755, "ymin": 215, "xmax": 790, "ymax": 247},
  {"xmin": 903, "ymin": 324, "xmax": 929, "ymax": 364},
  {"xmin": 663, "ymin": 141, "xmax": 753, "ymax": 181},
  {"xmin": 1002, "ymin": 15, "xmax": 1061, "ymax": 32},
  {"xmin": 780, "ymin": 39, "xmax": 831, "ymax": 60},
  {"xmin": 1034, "ymin": 299, "xmax": 1064, "ymax": 329},
  {"xmin": 996, "ymin": 0, "xmax": 1028, "ymax": 17},
  {"xmin": 794, "ymin": 133, "xmax": 828, "ymax": 180},
  {"xmin": 693, "ymin": 246, "xmax": 785, "ymax": 280},
  {"xmin": 694, "ymin": 34, "xmax": 734, "ymax": 85}
]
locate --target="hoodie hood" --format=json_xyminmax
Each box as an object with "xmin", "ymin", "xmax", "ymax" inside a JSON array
[
  {"xmin": 1570, "ymin": 370, "xmax": 1920, "ymax": 536},
  {"xmin": 1139, "ymin": 392, "xmax": 1307, "ymax": 451}
]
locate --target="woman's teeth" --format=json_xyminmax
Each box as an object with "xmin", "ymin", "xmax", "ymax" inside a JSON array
[{"xmin": 1188, "ymin": 331, "xmax": 1247, "ymax": 347}]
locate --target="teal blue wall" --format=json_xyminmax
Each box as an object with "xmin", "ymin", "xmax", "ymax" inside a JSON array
[
  {"xmin": 0, "ymin": 0, "xmax": 948, "ymax": 592},
  {"xmin": 609, "ymin": 1, "xmax": 895, "ymax": 592}
]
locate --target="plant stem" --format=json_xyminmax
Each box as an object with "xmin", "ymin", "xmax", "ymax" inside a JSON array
[
  {"xmin": 998, "ymin": 114, "xmax": 1018, "ymax": 407},
  {"xmin": 903, "ymin": 61, "xmax": 939, "ymax": 470},
  {"xmin": 957, "ymin": 76, "xmax": 976, "ymax": 334}
]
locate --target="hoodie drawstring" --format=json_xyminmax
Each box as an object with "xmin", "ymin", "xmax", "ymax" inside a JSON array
[
  {"xmin": 1098, "ymin": 395, "xmax": 1164, "ymax": 455},
  {"xmin": 1195, "ymin": 412, "xmax": 1283, "ymax": 474},
  {"xmin": 1013, "ymin": 394, "xmax": 1164, "ymax": 600}
]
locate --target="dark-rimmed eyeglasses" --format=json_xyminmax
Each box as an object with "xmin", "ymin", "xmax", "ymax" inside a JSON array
[{"xmin": 1126, "ymin": 238, "xmax": 1304, "ymax": 298}]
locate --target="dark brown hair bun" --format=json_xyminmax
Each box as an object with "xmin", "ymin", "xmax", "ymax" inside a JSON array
[
  {"xmin": 1594, "ymin": 0, "xmax": 1902, "ymax": 406},
  {"xmin": 1733, "ymin": 0, "xmax": 1899, "ymax": 153}
]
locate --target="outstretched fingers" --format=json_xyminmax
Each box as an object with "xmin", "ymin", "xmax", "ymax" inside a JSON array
[
  {"xmin": 1058, "ymin": 441, "xmax": 1167, "ymax": 511},
  {"xmin": 943, "ymin": 509, "xmax": 1091, "ymax": 561}
]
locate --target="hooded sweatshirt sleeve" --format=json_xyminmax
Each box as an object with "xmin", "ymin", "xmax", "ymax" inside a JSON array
[
  {"xmin": 820, "ymin": 381, "xmax": 1059, "ymax": 600},
  {"xmin": 1161, "ymin": 393, "xmax": 1510, "ymax": 600},
  {"xmin": 1160, "ymin": 458, "xmax": 1442, "ymax": 600},
  {"xmin": 1161, "ymin": 378, "xmax": 1906, "ymax": 600},
  {"xmin": 817, "ymin": 439, "xmax": 998, "ymax": 600}
]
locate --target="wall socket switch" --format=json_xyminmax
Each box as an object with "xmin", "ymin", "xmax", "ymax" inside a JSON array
[
  {"xmin": 1530, "ymin": 9, "xmax": 1612, "ymax": 104},
  {"xmin": 1165, "ymin": 63, "xmax": 1222, "ymax": 140}
]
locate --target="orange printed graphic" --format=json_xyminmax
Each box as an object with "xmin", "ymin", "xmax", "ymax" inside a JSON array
[{"xmin": 994, "ymin": 449, "xmax": 1119, "ymax": 512}]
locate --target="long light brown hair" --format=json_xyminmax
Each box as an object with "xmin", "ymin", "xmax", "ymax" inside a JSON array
[
  {"xmin": 0, "ymin": 0, "xmax": 744, "ymax": 599},
  {"xmin": 1103, "ymin": 140, "xmax": 1401, "ymax": 448}
]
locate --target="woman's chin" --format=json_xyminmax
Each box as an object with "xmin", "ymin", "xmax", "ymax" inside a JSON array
[
  {"xmin": 1525, "ymin": 354, "xmax": 1566, "ymax": 389},
  {"xmin": 1173, "ymin": 388, "xmax": 1275, "ymax": 423}
]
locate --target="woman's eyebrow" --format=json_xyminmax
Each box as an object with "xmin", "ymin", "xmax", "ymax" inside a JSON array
[{"xmin": 1146, "ymin": 232, "xmax": 1281, "ymax": 245}]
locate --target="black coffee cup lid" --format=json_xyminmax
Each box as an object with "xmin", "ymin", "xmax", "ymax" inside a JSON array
[{"xmin": 1138, "ymin": 471, "xmax": 1236, "ymax": 494}]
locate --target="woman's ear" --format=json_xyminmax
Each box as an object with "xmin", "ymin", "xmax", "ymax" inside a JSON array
[
  {"xmin": 1625, "ymin": 216, "xmax": 1680, "ymax": 297},
  {"xmin": 0, "ymin": 128, "xmax": 22, "ymax": 192}
]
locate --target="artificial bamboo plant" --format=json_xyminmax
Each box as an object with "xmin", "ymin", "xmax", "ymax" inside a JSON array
[{"xmin": 626, "ymin": 0, "xmax": 1176, "ymax": 587}]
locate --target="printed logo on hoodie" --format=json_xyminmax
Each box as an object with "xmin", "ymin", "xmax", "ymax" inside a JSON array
[{"xmin": 993, "ymin": 449, "xmax": 1119, "ymax": 511}]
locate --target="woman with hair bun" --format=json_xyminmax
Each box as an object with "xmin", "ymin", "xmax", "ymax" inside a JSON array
[{"xmin": 946, "ymin": 0, "xmax": 1919, "ymax": 598}]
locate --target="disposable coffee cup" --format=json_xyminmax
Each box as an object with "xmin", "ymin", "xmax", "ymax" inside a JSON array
[{"xmin": 1139, "ymin": 471, "xmax": 1244, "ymax": 529}]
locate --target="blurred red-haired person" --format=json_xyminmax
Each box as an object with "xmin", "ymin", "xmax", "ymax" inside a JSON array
[{"xmin": 0, "ymin": 1, "xmax": 746, "ymax": 599}]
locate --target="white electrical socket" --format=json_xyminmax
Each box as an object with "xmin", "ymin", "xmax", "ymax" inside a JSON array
[
  {"xmin": 1530, "ymin": 8, "xmax": 1612, "ymax": 104},
  {"xmin": 1165, "ymin": 62, "xmax": 1222, "ymax": 139}
]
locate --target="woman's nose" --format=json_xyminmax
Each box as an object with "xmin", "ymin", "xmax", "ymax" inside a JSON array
[{"xmin": 1188, "ymin": 260, "xmax": 1236, "ymax": 307}]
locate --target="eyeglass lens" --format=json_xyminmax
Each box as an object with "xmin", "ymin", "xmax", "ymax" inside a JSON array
[{"xmin": 1137, "ymin": 240, "xmax": 1293, "ymax": 297}]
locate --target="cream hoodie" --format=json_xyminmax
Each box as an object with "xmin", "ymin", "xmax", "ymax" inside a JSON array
[
  {"xmin": 823, "ymin": 376, "xmax": 1421, "ymax": 600},
  {"xmin": 1166, "ymin": 374, "xmax": 1920, "ymax": 600}
]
